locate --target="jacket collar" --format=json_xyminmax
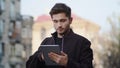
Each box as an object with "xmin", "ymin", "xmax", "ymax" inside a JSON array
[{"xmin": 51, "ymin": 28, "xmax": 74, "ymax": 38}]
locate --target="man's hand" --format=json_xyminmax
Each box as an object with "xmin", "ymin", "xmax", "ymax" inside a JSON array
[{"xmin": 48, "ymin": 51, "xmax": 68, "ymax": 66}]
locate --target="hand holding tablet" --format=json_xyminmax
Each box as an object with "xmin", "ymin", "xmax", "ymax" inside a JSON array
[{"xmin": 40, "ymin": 45, "xmax": 60, "ymax": 65}]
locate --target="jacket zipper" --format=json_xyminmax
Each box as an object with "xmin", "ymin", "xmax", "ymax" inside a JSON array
[{"xmin": 61, "ymin": 38, "xmax": 64, "ymax": 51}]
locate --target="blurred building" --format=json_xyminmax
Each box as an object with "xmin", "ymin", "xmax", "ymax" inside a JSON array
[
  {"xmin": 21, "ymin": 15, "xmax": 33, "ymax": 60},
  {"xmin": 32, "ymin": 14, "xmax": 103, "ymax": 68},
  {"xmin": 0, "ymin": 0, "xmax": 33, "ymax": 68}
]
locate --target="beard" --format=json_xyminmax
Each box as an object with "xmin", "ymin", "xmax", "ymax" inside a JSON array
[{"xmin": 56, "ymin": 27, "xmax": 70, "ymax": 35}]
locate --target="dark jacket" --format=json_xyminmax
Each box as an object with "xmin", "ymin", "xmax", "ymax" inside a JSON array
[{"xmin": 26, "ymin": 29, "xmax": 93, "ymax": 68}]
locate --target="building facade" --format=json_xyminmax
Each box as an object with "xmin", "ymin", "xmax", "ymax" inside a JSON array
[
  {"xmin": 0, "ymin": 0, "xmax": 33, "ymax": 68},
  {"xmin": 21, "ymin": 15, "xmax": 33, "ymax": 60}
]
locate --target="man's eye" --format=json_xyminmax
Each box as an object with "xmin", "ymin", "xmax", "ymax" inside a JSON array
[
  {"xmin": 60, "ymin": 19, "xmax": 66, "ymax": 22},
  {"xmin": 53, "ymin": 20, "xmax": 58, "ymax": 23}
]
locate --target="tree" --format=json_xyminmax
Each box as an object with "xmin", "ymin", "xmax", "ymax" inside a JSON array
[{"xmin": 104, "ymin": 13, "xmax": 120, "ymax": 68}]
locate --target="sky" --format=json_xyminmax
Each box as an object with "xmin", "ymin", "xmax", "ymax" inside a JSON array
[{"xmin": 21, "ymin": 0, "xmax": 120, "ymax": 32}]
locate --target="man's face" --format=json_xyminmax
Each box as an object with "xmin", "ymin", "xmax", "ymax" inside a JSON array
[{"xmin": 52, "ymin": 13, "xmax": 72, "ymax": 35}]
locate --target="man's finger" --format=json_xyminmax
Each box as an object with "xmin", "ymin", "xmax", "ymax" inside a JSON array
[
  {"xmin": 49, "ymin": 52, "xmax": 59, "ymax": 57},
  {"xmin": 41, "ymin": 53, "xmax": 44, "ymax": 60},
  {"xmin": 48, "ymin": 52, "xmax": 59, "ymax": 60},
  {"xmin": 61, "ymin": 51, "xmax": 66, "ymax": 56},
  {"xmin": 48, "ymin": 52, "xmax": 62, "ymax": 63}
]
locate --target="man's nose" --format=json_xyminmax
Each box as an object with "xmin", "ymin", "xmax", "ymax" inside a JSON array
[{"xmin": 58, "ymin": 22, "xmax": 62, "ymax": 27}]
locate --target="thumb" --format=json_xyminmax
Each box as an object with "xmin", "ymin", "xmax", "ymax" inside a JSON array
[
  {"xmin": 41, "ymin": 53, "xmax": 44, "ymax": 60},
  {"xmin": 61, "ymin": 51, "xmax": 66, "ymax": 56}
]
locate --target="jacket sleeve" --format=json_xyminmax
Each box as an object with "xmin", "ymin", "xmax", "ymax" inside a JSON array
[
  {"xmin": 67, "ymin": 39, "xmax": 93, "ymax": 68},
  {"xmin": 26, "ymin": 38, "xmax": 49, "ymax": 68},
  {"xmin": 26, "ymin": 51, "xmax": 45, "ymax": 68}
]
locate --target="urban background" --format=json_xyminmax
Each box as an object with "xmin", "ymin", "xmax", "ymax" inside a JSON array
[{"xmin": 0, "ymin": 0, "xmax": 120, "ymax": 68}]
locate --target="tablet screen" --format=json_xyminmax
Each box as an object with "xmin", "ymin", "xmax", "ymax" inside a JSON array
[{"xmin": 40, "ymin": 45, "xmax": 60, "ymax": 65}]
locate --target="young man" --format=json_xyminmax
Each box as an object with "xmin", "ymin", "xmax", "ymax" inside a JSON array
[{"xmin": 26, "ymin": 3, "xmax": 93, "ymax": 68}]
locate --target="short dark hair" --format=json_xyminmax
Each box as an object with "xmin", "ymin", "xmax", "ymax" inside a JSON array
[{"xmin": 49, "ymin": 3, "xmax": 71, "ymax": 18}]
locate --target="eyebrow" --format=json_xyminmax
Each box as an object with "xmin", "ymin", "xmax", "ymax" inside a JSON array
[{"xmin": 53, "ymin": 19, "xmax": 67, "ymax": 22}]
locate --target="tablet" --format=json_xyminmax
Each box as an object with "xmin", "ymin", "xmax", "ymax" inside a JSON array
[{"xmin": 40, "ymin": 45, "xmax": 60, "ymax": 65}]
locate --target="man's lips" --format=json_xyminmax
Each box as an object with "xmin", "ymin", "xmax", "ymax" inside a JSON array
[{"xmin": 57, "ymin": 28, "xmax": 64, "ymax": 31}]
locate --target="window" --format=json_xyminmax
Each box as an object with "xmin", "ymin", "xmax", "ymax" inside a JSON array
[
  {"xmin": 0, "ymin": 42, "xmax": 4, "ymax": 56},
  {"xmin": 8, "ymin": 21, "xmax": 14, "ymax": 38},
  {"xmin": 15, "ymin": 21, "xmax": 22, "ymax": 42},
  {"xmin": 0, "ymin": 42, "xmax": 2, "ymax": 55},
  {"xmin": 0, "ymin": 0, "xmax": 5, "ymax": 11},
  {"xmin": 15, "ymin": 43, "xmax": 23, "ymax": 57},
  {"xmin": 10, "ymin": 1, "xmax": 15, "ymax": 20},
  {"xmin": 0, "ymin": 20, "xmax": 4, "ymax": 39},
  {"xmin": 21, "ymin": 27, "xmax": 27, "ymax": 38}
]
